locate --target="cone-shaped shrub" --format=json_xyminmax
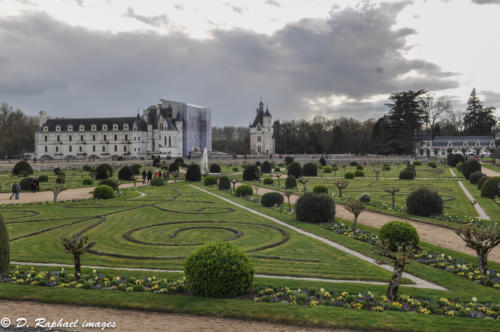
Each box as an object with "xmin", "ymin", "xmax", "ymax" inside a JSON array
[
  {"xmin": 287, "ymin": 162, "xmax": 302, "ymax": 178},
  {"xmin": 261, "ymin": 161, "xmax": 272, "ymax": 174},
  {"xmin": 218, "ymin": 176, "xmax": 230, "ymax": 190},
  {"xmin": 285, "ymin": 175, "xmax": 297, "ymax": 189}
]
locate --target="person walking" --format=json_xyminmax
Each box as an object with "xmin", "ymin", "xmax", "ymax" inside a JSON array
[
  {"xmin": 142, "ymin": 170, "xmax": 147, "ymax": 184},
  {"xmin": 34, "ymin": 177, "xmax": 40, "ymax": 192},
  {"xmin": 147, "ymin": 170, "xmax": 153, "ymax": 184},
  {"xmin": 10, "ymin": 182, "xmax": 21, "ymax": 200},
  {"xmin": 31, "ymin": 177, "xmax": 36, "ymax": 192}
]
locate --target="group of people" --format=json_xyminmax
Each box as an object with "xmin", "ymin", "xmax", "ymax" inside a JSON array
[
  {"xmin": 7, "ymin": 177, "xmax": 40, "ymax": 200},
  {"xmin": 141, "ymin": 169, "xmax": 171, "ymax": 184}
]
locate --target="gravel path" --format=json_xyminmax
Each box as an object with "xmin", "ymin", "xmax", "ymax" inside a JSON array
[
  {"xmin": 0, "ymin": 300, "xmax": 345, "ymax": 332},
  {"xmin": 481, "ymin": 166, "xmax": 500, "ymax": 177},
  {"xmin": 237, "ymin": 183, "xmax": 500, "ymax": 263}
]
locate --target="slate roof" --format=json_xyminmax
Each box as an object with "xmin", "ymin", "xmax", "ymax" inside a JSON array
[
  {"xmin": 41, "ymin": 117, "xmax": 138, "ymax": 132},
  {"xmin": 250, "ymin": 102, "xmax": 271, "ymax": 128},
  {"xmin": 426, "ymin": 136, "xmax": 495, "ymax": 147}
]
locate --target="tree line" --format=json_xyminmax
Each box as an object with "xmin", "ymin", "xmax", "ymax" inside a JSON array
[{"xmin": 0, "ymin": 102, "xmax": 38, "ymax": 159}]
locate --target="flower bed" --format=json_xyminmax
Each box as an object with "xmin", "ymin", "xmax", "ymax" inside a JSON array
[{"xmin": 322, "ymin": 222, "xmax": 378, "ymax": 245}]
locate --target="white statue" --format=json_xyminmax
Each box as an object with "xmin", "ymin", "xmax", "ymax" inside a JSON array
[{"xmin": 200, "ymin": 147, "xmax": 209, "ymax": 175}]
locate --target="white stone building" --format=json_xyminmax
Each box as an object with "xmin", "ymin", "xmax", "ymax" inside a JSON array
[
  {"xmin": 249, "ymin": 99, "xmax": 275, "ymax": 155},
  {"xmin": 415, "ymin": 135, "xmax": 496, "ymax": 158},
  {"xmin": 35, "ymin": 99, "xmax": 211, "ymax": 160}
]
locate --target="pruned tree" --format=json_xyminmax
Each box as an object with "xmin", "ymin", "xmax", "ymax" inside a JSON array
[
  {"xmin": 332, "ymin": 164, "xmax": 338, "ymax": 177},
  {"xmin": 50, "ymin": 183, "xmax": 65, "ymax": 202},
  {"xmin": 275, "ymin": 174, "xmax": 282, "ymax": 188},
  {"xmin": 434, "ymin": 168, "xmax": 444, "ymax": 180},
  {"xmin": 298, "ymin": 178, "xmax": 308, "ymax": 194},
  {"xmin": 456, "ymin": 223, "xmax": 500, "ymax": 274},
  {"xmin": 384, "ymin": 187, "xmax": 400, "ymax": 208},
  {"xmin": 284, "ymin": 191, "xmax": 293, "ymax": 210},
  {"xmin": 344, "ymin": 199, "xmax": 365, "ymax": 231},
  {"xmin": 231, "ymin": 179, "xmax": 237, "ymax": 192},
  {"xmin": 375, "ymin": 240, "xmax": 416, "ymax": 301},
  {"xmin": 373, "ymin": 168, "xmax": 382, "ymax": 181},
  {"xmin": 60, "ymin": 235, "xmax": 96, "ymax": 281},
  {"xmin": 334, "ymin": 180, "xmax": 349, "ymax": 198}
]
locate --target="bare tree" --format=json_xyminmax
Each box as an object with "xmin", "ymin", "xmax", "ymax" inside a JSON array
[
  {"xmin": 344, "ymin": 199, "xmax": 365, "ymax": 231},
  {"xmin": 423, "ymin": 94, "xmax": 451, "ymax": 138},
  {"xmin": 298, "ymin": 178, "xmax": 308, "ymax": 194},
  {"xmin": 60, "ymin": 235, "xmax": 96, "ymax": 281},
  {"xmin": 50, "ymin": 183, "xmax": 65, "ymax": 202},
  {"xmin": 375, "ymin": 240, "xmax": 416, "ymax": 301},
  {"xmin": 456, "ymin": 223, "xmax": 500, "ymax": 274},
  {"xmin": 334, "ymin": 180, "xmax": 349, "ymax": 198},
  {"xmin": 384, "ymin": 187, "xmax": 400, "ymax": 208},
  {"xmin": 373, "ymin": 167, "xmax": 382, "ymax": 181},
  {"xmin": 275, "ymin": 174, "xmax": 282, "ymax": 188},
  {"xmin": 284, "ymin": 191, "xmax": 293, "ymax": 210}
]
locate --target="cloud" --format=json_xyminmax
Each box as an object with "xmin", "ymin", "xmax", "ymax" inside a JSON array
[
  {"xmin": 124, "ymin": 7, "xmax": 168, "ymax": 27},
  {"xmin": 265, "ymin": 0, "xmax": 280, "ymax": 7},
  {"xmin": 471, "ymin": 0, "xmax": 500, "ymax": 4},
  {"xmin": 225, "ymin": 3, "xmax": 246, "ymax": 14},
  {"xmin": 173, "ymin": 4, "xmax": 183, "ymax": 10},
  {"xmin": 0, "ymin": 3, "xmax": 460, "ymax": 125}
]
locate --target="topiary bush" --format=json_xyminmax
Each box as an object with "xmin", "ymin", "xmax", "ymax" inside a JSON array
[
  {"xmin": 344, "ymin": 172, "xmax": 354, "ymax": 179},
  {"xmin": 0, "ymin": 213, "xmax": 9, "ymax": 274},
  {"xmin": 38, "ymin": 175, "xmax": 48, "ymax": 182},
  {"xmin": 209, "ymin": 164, "xmax": 221, "ymax": 173},
  {"xmin": 302, "ymin": 163, "xmax": 318, "ymax": 176},
  {"xmin": 406, "ymin": 187, "xmax": 443, "ymax": 217},
  {"xmin": 399, "ymin": 168, "xmax": 415, "ymax": 180},
  {"xmin": 261, "ymin": 192, "xmax": 284, "ymax": 207},
  {"xmin": 19, "ymin": 178, "xmax": 32, "ymax": 191},
  {"xmin": 53, "ymin": 167, "xmax": 61, "ymax": 175},
  {"xmin": 461, "ymin": 160, "xmax": 481, "ymax": 180},
  {"xmin": 12, "ymin": 161, "xmax": 33, "ymax": 176},
  {"xmin": 118, "ymin": 166, "xmax": 134, "ymax": 181},
  {"xmin": 274, "ymin": 166, "xmax": 280, "ymax": 172},
  {"xmin": 469, "ymin": 171, "xmax": 485, "ymax": 185},
  {"xmin": 477, "ymin": 175, "xmax": 488, "ymax": 190},
  {"xmin": 174, "ymin": 157, "xmax": 184, "ymax": 167},
  {"xmin": 82, "ymin": 165, "xmax": 92, "ymax": 172},
  {"xmin": 295, "ymin": 193, "xmax": 335, "ymax": 223},
  {"xmin": 447, "ymin": 153, "xmax": 464, "ymax": 167},
  {"xmin": 56, "ymin": 174, "xmax": 65, "ymax": 184},
  {"xmin": 359, "ymin": 192, "xmax": 371, "ymax": 203},
  {"xmin": 323, "ymin": 166, "xmax": 332, "ymax": 173},
  {"xmin": 184, "ymin": 241, "xmax": 254, "ymax": 298},
  {"xmin": 319, "ymin": 157, "xmax": 326, "ymax": 166},
  {"xmin": 285, "ymin": 175, "xmax": 297, "ymax": 189},
  {"xmin": 186, "ymin": 164, "xmax": 202, "ymax": 182},
  {"xmin": 313, "ymin": 185, "xmax": 328, "ymax": 194},
  {"xmin": 379, "ymin": 221, "xmax": 419, "ymax": 252},
  {"xmin": 95, "ymin": 164, "xmax": 113, "ymax": 179},
  {"xmin": 263, "ymin": 177, "xmax": 274, "ymax": 185},
  {"xmin": 356, "ymin": 165, "xmax": 364, "ymax": 170},
  {"xmin": 383, "ymin": 165, "xmax": 391, "ymax": 171},
  {"xmin": 456, "ymin": 161, "xmax": 464, "ymax": 173},
  {"xmin": 98, "ymin": 179, "xmax": 119, "ymax": 191},
  {"xmin": 354, "ymin": 170, "xmax": 364, "ymax": 177},
  {"xmin": 168, "ymin": 163, "xmax": 179, "ymax": 174},
  {"xmin": 481, "ymin": 177, "xmax": 500, "ymax": 198},
  {"xmin": 131, "ymin": 164, "xmax": 141, "ymax": 175},
  {"xmin": 242, "ymin": 165, "xmax": 260, "ymax": 181},
  {"xmin": 261, "ymin": 161, "xmax": 272, "ymax": 174},
  {"xmin": 82, "ymin": 178, "xmax": 94, "ymax": 185},
  {"xmin": 427, "ymin": 161, "xmax": 437, "ymax": 168},
  {"xmin": 284, "ymin": 156, "xmax": 294, "ymax": 165},
  {"xmin": 218, "ymin": 176, "xmax": 230, "ymax": 190},
  {"xmin": 287, "ymin": 162, "xmax": 302, "ymax": 178},
  {"xmin": 151, "ymin": 177, "xmax": 165, "ymax": 186},
  {"xmin": 93, "ymin": 185, "xmax": 115, "ymax": 199},
  {"xmin": 350, "ymin": 161, "xmax": 357, "ymax": 166},
  {"xmin": 255, "ymin": 161, "xmax": 262, "ymax": 167},
  {"xmin": 413, "ymin": 161, "xmax": 422, "ymax": 166},
  {"xmin": 232, "ymin": 167, "xmax": 239, "ymax": 172},
  {"xmin": 235, "ymin": 184, "xmax": 253, "ymax": 197},
  {"xmin": 204, "ymin": 175, "xmax": 218, "ymax": 186}
]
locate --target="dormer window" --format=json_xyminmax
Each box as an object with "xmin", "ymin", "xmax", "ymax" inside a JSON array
[
  {"xmin": 55, "ymin": 125, "xmax": 61, "ymax": 132},
  {"xmin": 133, "ymin": 125, "xmax": 137, "ymax": 131},
  {"xmin": 447, "ymin": 141, "xmax": 452, "ymax": 147},
  {"xmin": 463, "ymin": 141, "xmax": 468, "ymax": 147},
  {"xmin": 43, "ymin": 126, "xmax": 48, "ymax": 132},
  {"xmin": 91, "ymin": 124, "xmax": 97, "ymax": 131},
  {"xmin": 79, "ymin": 124, "xmax": 85, "ymax": 131},
  {"xmin": 476, "ymin": 141, "xmax": 480, "ymax": 147},
  {"xmin": 102, "ymin": 124, "xmax": 108, "ymax": 131},
  {"xmin": 124, "ymin": 124, "xmax": 129, "ymax": 131},
  {"xmin": 67, "ymin": 125, "xmax": 73, "ymax": 132},
  {"xmin": 113, "ymin": 124, "xmax": 118, "ymax": 131},
  {"xmin": 257, "ymin": 124, "xmax": 261, "ymax": 131}
]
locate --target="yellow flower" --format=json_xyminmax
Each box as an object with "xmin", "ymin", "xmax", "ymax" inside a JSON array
[
  {"xmin": 310, "ymin": 300, "xmax": 319, "ymax": 306},
  {"xmin": 372, "ymin": 306, "xmax": 384, "ymax": 312}
]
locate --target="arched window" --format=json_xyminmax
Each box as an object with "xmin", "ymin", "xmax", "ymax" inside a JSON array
[
  {"xmin": 79, "ymin": 124, "xmax": 85, "ymax": 131},
  {"xmin": 67, "ymin": 125, "xmax": 73, "ymax": 131},
  {"xmin": 113, "ymin": 124, "xmax": 118, "ymax": 131},
  {"xmin": 91, "ymin": 124, "xmax": 97, "ymax": 131},
  {"xmin": 124, "ymin": 124, "xmax": 129, "ymax": 131},
  {"xmin": 102, "ymin": 124, "xmax": 108, "ymax": 131},
  {"xmin": 56, "ymin": 125, "xmax": 61, "ymax": 132}
]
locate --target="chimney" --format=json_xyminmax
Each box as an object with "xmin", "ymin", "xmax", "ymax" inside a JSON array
[{"xmin": 39, "ymin": 111, "xmax": 47, "ymax": 127}]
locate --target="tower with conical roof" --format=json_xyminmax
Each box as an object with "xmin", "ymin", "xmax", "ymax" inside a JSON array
[{"xmin": 249, "ymin": 98, "xmax": 275, "ymax": 155}]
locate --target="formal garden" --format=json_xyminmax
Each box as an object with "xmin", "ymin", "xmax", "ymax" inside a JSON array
[{"xmin": 0, "ymin": 158, "xmax": 500, "ymax": 331}]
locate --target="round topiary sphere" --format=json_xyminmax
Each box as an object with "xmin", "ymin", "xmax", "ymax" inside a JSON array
[
  {"xmin": 323, "ymin": 166, "xmax": 332, "ymax": 173},
  {"xmin": 447, "ymin": 153, "xmax": 464, "ymax": 167},
  {"xmin": 356, "ymin": 165, "xmax": 364, "ymax": 170},
  {"xmin": 150, "ymin": 177, "xmax": 165, "ymax": 186},
  {"xmin": 118, "ymin": 166, "xmax": 134, "ymax": 181},
  {"xmin": 184, "ymin": 241, "xmax": 254, "ymax": 298},
  {"xmin": 461, "ymin": 160, "xmax": 481, "ymax": 179},
  {"xmin": 313, "ymin": 185, "xmax": 328, "ymax": 194},
  {"xmin": 12, "ymin": 161, "xmax": 33, "ymax": 176},
  {"xmin": 302, "ymin": 163, "xmax": 318, "ymax": 176},
  {"xmin": 99, "ymin": 179, "xmax": 119, "ymax": 191},
  {"xmin": 359, "ymin": 192, "xmax": 371, "ymax": 203},
  {"xmin": 477, "ymin": 175, "xmax": 488, "ymax": 190},
  {"xmin": 261, "ymin": 161, "xmax": 272, "ymax": 174},
  {"xmin": 481, "ymin": 177, "xmax": 500, "ymax": 198},
  {"xmin": 95, "ymin": 164, "xmax": 113, "ymax": 180},
  {"xmin": 344, "ymin": 172, "xmax": 354, "ymax": 179},
  {"xmin": 263, "ymin": 177, "xmax": 274, "ymax": 185},
  {"xmin": 235, "ymin": 184, "xmax": 253, "ymax": 197},
  {"xmin": 38, "ymin": 175, "xmax": 49, "ymax": 182},
  {"xmin": 469, "ymin": 171, "xmax": 485, "ymax": 185},
  {"xmin": 296, "ymin": 193, "xmax": 335, "ymax": 223},
  {"xmin": 204, "ymin": 175, "xmax": 218, "ymax": 186},
  {"xmin": 406, "ymin": 187, "xmax": 443, "ymax": 217},
  {"xmin": 186, "ymin": 164, "xmax": 202, "ymax": 182},
  {"xmin": 379, "ymin": 221, "xmax": 419, "ymax": 252},
  {"xmin": 287, "ymin": 162, "xmax": 302, "ymax": 178},
  {"xmin": 93, "ymin": 185, "xmax": 115, "ymax": 199},
  {"xmin": 413, "ymin": 161, "xmax": 422, "ymax": 166},
  {"xmin": 210, "ymin": 164, "xmax": 221, "ymax": 173},
  {"xmin": 427, "ymin": 162, "xmax": 437, "ymax": 168},
  {"xmin": 19, "ymin": 178, "xmax": 32, "ymax": 191},
  {"xmin": 218, "ymin": 176, "xmax": 231, "ymax": 190},
  {"xmin": 261, "ymin": 192, "xmax": 284, "ymax": 207},
  {"xmin": 285, "ymin": 175, "xmax": 297, "ymax": 189},
  {"xmin": 354, "ymin": 170, "xmax": 364, "ymax": 177},
  {"xmin": 130, "ymin": 164, "xmax": 141, "ymax": 175},
  {"xmin": 242, "ymin": 165, "xmax": 260, "ymax": 181},
  {"xmin": 0, "ymin": 213, "xmax": 10, "ymax": 274},
  {"xmin": 168, "ymin": 163, "xmax": 179, "ymax": 174},
  {"xmin": 82, "ymin": 178, "xmax": 94, "ymax": 185},
  {"xmin": 399, "ymin": 168, "xmax": 415, "ymax": 180}
]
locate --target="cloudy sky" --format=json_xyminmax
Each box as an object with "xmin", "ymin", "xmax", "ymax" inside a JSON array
[{"xmin": 0, "ymin": 0, "xmax": 499, "ymax": 125}]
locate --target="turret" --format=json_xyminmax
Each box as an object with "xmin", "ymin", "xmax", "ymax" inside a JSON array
[{"xmin": 39, "ymin": 111, "xmax": 47, "ymax": 127}]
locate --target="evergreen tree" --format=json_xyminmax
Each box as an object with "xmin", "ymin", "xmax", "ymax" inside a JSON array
[{"xmin": 463, "ymin": 89, "xmax": 496, "ymax": 135}]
